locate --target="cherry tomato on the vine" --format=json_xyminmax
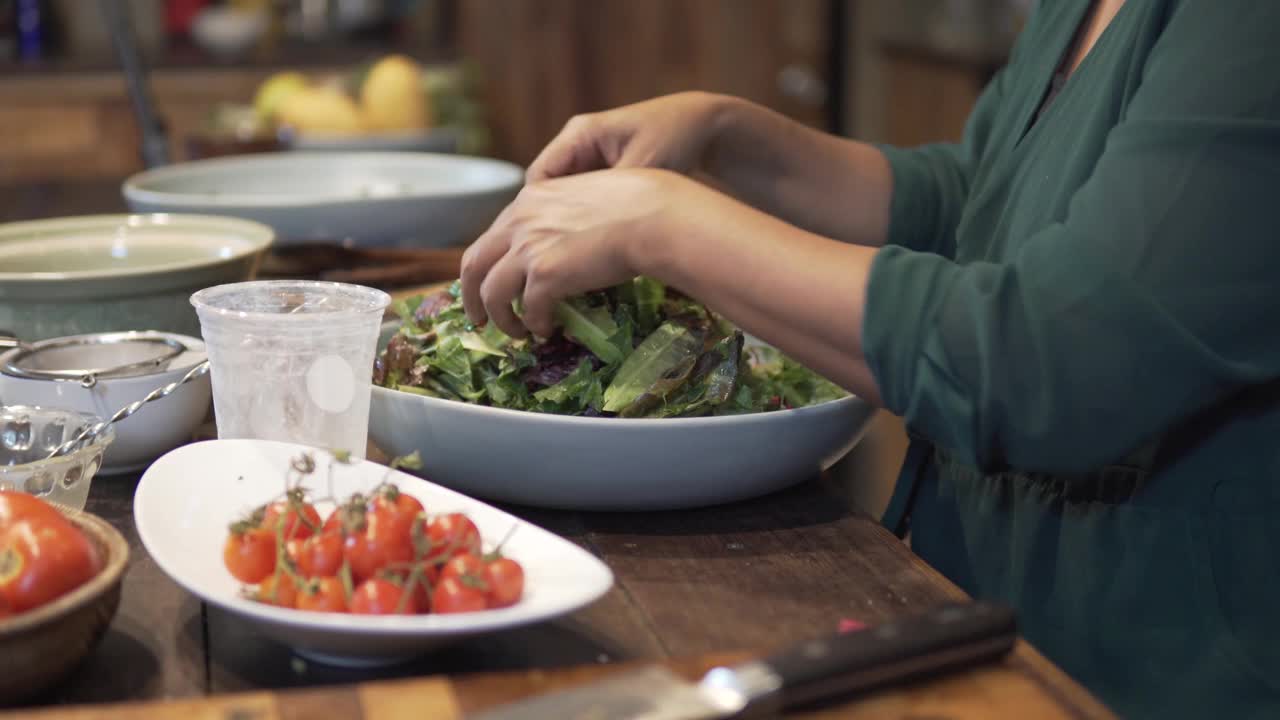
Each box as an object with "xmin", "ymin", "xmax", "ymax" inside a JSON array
[
  {"xmin": 296, "ymin": 576, "xmax": 347, "ymax": 613},
  {"xmin": 439, "ymin": 553, "xmax": 486, "ymax": 586},
  {"xmin": 426, "ymin": 514, "xmax": 482, "ymax": 564},
  {"xmin": 223, "ymin": 527, "xmax": 276, "ymax": 584},
  {"xmin": 483, "ymin": 557, "xmax": 525, "ymax": 609},
  {"xmin": 296, "ymin": 531, "xmax": 344, "ymax": 578},
  {"xmin": 432, "ymin": 576, "xmax": 486, "ymax": 614},
  {"xmin": 260, "ymin": 493, "xmax": 322, "ymax": 541},
  {"xmin": 350, "ymin": 577, "xmax": 416, "ymax": 615}
]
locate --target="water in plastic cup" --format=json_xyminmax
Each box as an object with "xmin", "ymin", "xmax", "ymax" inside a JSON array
[{"xmin": 190, "ymin": 280, "xmax": 391, "ymax": 458}]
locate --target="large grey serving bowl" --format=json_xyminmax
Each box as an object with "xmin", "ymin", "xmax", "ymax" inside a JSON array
[
  {"xmin": 122, "ymin": 152, "xmax": 523, "ymax": 248},
  {"xmin": 0, "ymin": 214, "xmax": 272, "ymax": 342},
  {"xmin": 368, "ymin": 325, "xmax": 876, "ymax": 511}
]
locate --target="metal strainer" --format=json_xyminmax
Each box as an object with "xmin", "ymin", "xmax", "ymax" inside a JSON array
[
  {"xmin": 0, "ymin": 331, "xmax": 210, "ymax": 460},
  {"xmin": 1, "ymin": 331, "xmax": 189, "ymax": 388}
]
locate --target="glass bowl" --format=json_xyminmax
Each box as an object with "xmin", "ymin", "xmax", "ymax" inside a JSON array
[{"xmin": 0, "ymin": 406, "xmax": 114, "ymax": 510}]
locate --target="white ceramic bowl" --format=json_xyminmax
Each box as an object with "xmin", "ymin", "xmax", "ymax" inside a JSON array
[
  {"xmin": 191, "ymin": 7, "xmax": 268, "ymax": 60},
  {"xmin": 0, "ymin": 332, "xmax": 211, "ymax": 475},
  {"xmin": 287, "ymin": 128, "xmax": 460, "ymax": 154},
  {"xmin": 135, "ymin": 439, "xmax": 613, "ymax": 666},
  {"xmin": 123, "ymin": 152, "xmax": 523, "ymax": 248},
  {"xmin": 370, "ymin": 390, "xmax": 873, "ymax": 511},
  {"xmin": 0, "ymin": 214, "xmax": 273, "ymax": 342},
  {"xmin": 368, "ymin": 313, "xmax": 874, "ymax": 511}
]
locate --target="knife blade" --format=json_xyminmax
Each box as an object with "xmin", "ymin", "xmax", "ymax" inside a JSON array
[{"xmin": 468, "ymin": 601, "xmax": 1018, "ymax": 720}]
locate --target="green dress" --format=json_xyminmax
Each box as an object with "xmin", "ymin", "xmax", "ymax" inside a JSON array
[{"xmin": 862, "ymin": 1, "xmax": 1280, "ymax": 717}]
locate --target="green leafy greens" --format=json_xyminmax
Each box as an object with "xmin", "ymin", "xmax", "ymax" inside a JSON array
[{"xmin": 373, "ymin": 278, "xmax": 847, "ymax": 418}]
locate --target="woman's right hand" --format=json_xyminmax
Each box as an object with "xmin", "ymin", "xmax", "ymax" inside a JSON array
[
  {"xmin": 526, "ymin": 90, "xmax": 894, "ymax": 248},
  {"xmin": 525, "ymin": 92, "xmax": 741, "ymax": 183}
]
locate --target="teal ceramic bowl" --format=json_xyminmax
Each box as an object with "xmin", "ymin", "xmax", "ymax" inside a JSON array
[{"xmin": 0, "ymin": 214, "xmax": 273, "ymax": 341}]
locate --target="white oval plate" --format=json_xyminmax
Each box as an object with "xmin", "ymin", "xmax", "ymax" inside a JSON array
[{"xmin": 134, "ymin": 439, "xmax": 614, "ymax": 666}]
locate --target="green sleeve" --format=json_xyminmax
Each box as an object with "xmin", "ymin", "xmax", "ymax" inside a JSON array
[
  {"xmin": 879, "ymin": 63, "xmax": 1010, "ymax": 258},
  {"xmin": 863, "ymin": 3, "xmax": 1280, "ymax": 474}
]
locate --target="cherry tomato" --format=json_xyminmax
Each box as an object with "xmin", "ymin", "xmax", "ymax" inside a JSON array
[
  {"xmin": 285, "ymin": 539, "xmax": 304, "ymax": 568},
  {"xmin": 0, "ymin": 491, "xmax": 65, "ymax": 532},
  {"xmin": 483, "ymin": 557, "xmax": 525, "ymax": 609},
  {"xmin": 342, "ymin": 507, "xmax": 414, "ymax": 583},
  {"xmin": 323, "ymin": 487, "xmax": 421, "ymax": 536},
  {"xmin": 255, "ymin": 572, "xmax": 298, "ymax": 609},
  {"xmin": 223, "ymin": 527, "xmax": 276, "ymax": 584},
  {"xmin": 432, "ymin": 576, "xmax": 487, "ymax": 614},
  {"xmin": 350, "ymin": 577, "xmax": 416, "ymax": 615},
  {"xmin": 426, "ymin": 514, "xmax": 482, "ymax": 563},
  {"xmin": 0, "ymin": 518, "xmax": 102, "ymax": 613},
  {"xmin": 439, "ymin": 553, "xmax": 486, "ymax": 586},
  {"xmin": 369, "ymin": 486, "xmax": 424, "ymax": 526},
  {"xmin": 296, "ymin": 576, "xmax": 347, "ymax": 613},
  {"xmin": 296, "ymin": 531, "xmax": 344, "ymax": 578},
  {"xmin": 260, "ymin": 493, "xmax": 322, "ymax": 541},
  {"xmin": 321, "ymin": 508, "xmax": 342, "ymax": 536}
]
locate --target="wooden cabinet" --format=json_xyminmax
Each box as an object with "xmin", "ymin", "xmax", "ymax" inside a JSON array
[
  {"xmin": 455, "ymin": 0, "xmax": 835, "ymax": 166},
  {"xmin": 0, "ymin": 66, "xmax": 306, "ymax": 183},
  {"xmin": 883, "ymin": 47, "xmax": 987, "ymax": 146},
  {"xmin": 879, "ymin": 41, "xmax": 1000, "ymax": 147}
]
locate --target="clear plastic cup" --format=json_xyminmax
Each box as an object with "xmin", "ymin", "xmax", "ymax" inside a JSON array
[{"xmin": 190, "ymin": 280, "xmax": 390, "ymax": 458}]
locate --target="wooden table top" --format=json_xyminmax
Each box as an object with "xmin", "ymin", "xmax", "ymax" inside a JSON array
[
  {"xmin": 2, "ymin": 183, "xmax": 1114, "ymax": 718},
  {"xmin": 14, "ymin": 466, "xmax": 1112, "ymax": 719}
]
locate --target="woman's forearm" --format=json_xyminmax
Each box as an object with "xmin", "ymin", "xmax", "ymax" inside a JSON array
[
  {"xmin": 636, "ymin": 189, "xmax": 885, "ymax": 405},
  {"xmin": 703, "ymin": 96, "xmax": 895, "ymax": 248}
]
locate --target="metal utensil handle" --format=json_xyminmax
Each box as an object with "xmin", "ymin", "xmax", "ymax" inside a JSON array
[
  {"xmin": 44, "ymin": 361, "xmax": 210, "ymax": 460},
  {"xmin": 101, "ymin": 0, "xmax": 169, "ymax": 168}
]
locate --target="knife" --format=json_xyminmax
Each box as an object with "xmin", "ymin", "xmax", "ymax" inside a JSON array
[{"xmin": 469, "ymin": 601, "xmax": 1017, "ymax": 720}]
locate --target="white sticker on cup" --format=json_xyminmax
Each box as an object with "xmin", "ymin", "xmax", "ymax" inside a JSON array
[{"xmin": 306, "ymin": 355, "xmax": 355, "ymax": 413}]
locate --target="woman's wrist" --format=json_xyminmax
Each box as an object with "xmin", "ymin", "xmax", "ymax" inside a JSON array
[
  {"xmin": 699, "ymin": 95, "xmax": 768, "ymax": 181},
  {"xmin": 624, "ymin": 171, "xmax": 690, "ymax": 286},
  {"xmin": 626, "ymin": 171, "xmax": 769, "ymax": 296}
]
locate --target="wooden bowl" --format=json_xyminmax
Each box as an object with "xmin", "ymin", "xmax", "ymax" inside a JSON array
[{"xmin": 0, "ymin": 507, "xmax": 130, "ymax": 704}]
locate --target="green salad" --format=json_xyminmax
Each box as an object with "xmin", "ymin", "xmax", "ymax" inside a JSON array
[{"xmin": 373, "ymin": 278, "xmax": 846, "ymax": 418}]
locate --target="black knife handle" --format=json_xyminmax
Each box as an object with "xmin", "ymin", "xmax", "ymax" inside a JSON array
[{"xmin": 758, "ymin": 601, "xmax": 1018, "ymax": 710}]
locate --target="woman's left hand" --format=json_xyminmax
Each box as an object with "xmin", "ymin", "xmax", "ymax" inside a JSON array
[{"xmin": 460, "ymin": 168, "xmax": 703, "ymax": 338}]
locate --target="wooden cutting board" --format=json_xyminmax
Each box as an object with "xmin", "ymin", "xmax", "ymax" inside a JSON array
[
  {"xmin": 16, "ymin": 645, "xmax": 1110, "ymax": 719},
  {"xmin": 262, "ymin": 246, "xmax": 466, "ymax": 291}
]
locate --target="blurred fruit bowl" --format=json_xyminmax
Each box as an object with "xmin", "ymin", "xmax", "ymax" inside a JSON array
[{"xmin": 195, "ymin": 56, "xmax": 488, "ymax": 159}]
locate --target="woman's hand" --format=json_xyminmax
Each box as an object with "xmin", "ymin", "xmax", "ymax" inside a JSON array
[
  {"xmin": 525, "ymin": 92, "xmax": 739, "ymax": 182},
  {"xmin": 529, "ymin": 92, "xmax": 893, "ymax": 248},
  {"xmin": 459, "ymin": 164, "xmax": 885, "ymax": 406},
  {"xmin": 461, "ymin": 168, "xmax": 701, "ymax": 338}
]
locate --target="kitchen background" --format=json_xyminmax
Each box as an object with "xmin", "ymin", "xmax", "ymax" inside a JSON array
[{"xmin": 0, "ymin": 0, "xmax": 1032, "ymax": 518}]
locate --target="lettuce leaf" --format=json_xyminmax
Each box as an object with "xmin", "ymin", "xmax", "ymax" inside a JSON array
[
  {"xmin": 602, "ymin": 322, "xmax": 703, "ymax": 413},
  {"xmin": 554, "ymin": 297, "xmax": 625, "ymax": 365}
]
